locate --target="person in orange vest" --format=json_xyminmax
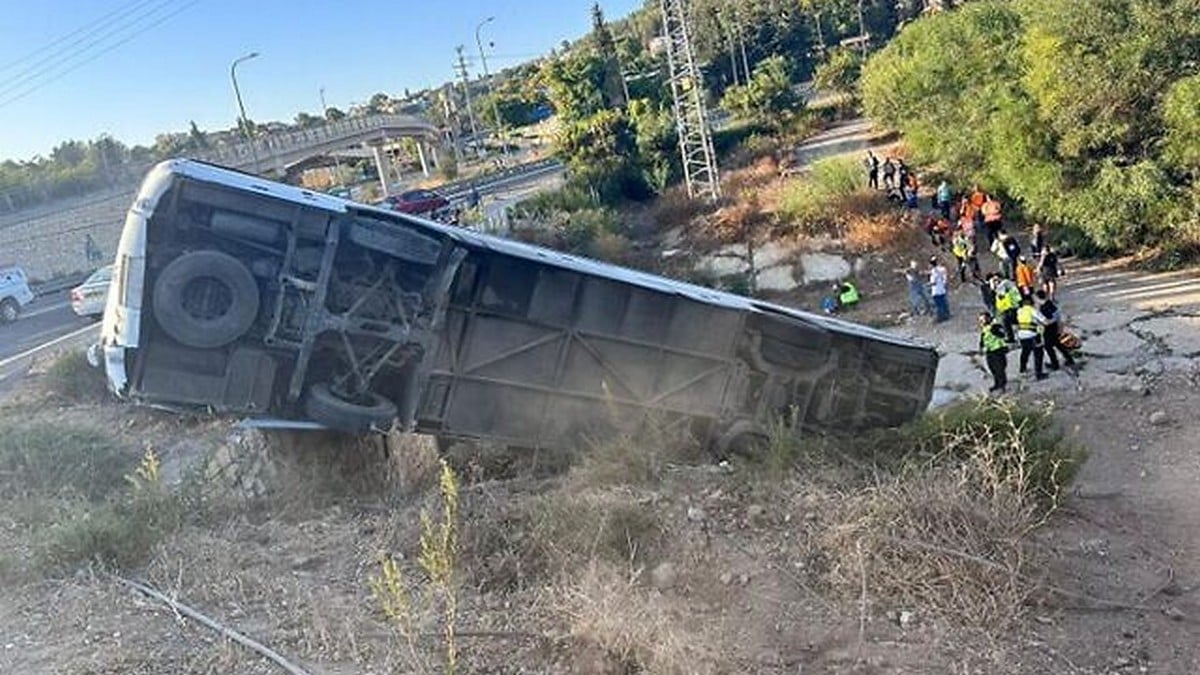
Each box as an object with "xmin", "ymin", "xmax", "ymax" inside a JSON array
[{"xmin": 1014, "ymin": 255, "xmax": 1036, "ymax": 298}]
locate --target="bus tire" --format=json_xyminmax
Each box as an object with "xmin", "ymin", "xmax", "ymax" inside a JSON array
[
  {"xmin": 305, "ymin": 383, "xmax": 397, "ymax": 432},
  {"xmin": 153, "ymin": 250, "xmax": 260, "ymax": 349},
  {"xmin": 714, "ymin": 420, "xmax": 768, "ymax": 459}
]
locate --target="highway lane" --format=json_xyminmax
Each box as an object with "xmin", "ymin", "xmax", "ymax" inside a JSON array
[{"xmin": 0, "ymin": 290, "xmax": 98, "ymax": 362}]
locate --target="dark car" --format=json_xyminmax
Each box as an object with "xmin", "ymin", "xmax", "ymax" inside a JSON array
[{"xmin": 382, "ymin": 189, "xmax": 449, "ymax": 215}]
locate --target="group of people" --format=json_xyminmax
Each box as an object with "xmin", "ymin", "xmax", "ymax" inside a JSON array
[{"xmin": 878, "ymin": 161, "xmax": 1079, "ymax": 395}]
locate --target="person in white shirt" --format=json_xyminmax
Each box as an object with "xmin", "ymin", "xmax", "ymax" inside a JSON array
[{"xmin": 928, "ymin": 256, "xmax": 950, "ymax": 323}]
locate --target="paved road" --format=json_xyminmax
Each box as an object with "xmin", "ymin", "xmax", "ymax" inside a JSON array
[{"xmin": 0, "ymin": 290, "xmax": 97, "ymax": 362}]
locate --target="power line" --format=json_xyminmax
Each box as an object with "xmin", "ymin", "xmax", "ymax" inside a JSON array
[
  {"xmin": 0, "ymin": 0, "xmax": 199, "ymax": 110},
  {"xmin": 0, "ymin": 0, "xmax": 175, "ymax": 93},
  {"xmin": 0, "ymin": 0, "xmax": 158, "ymax": 74}
]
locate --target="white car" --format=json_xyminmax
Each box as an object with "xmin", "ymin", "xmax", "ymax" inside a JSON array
[
  {"xmin": 71, "ymin": 265, "xmax": 113, "ymax": 319},
  {"xmin": 0, "ymin": 265, "xmax": 35, "ymax": 323}
]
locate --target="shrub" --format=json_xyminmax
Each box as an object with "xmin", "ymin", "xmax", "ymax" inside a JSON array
[
  {"xmin": 43, "ymin": 350, "xmax": 108, "ymax": 403},
  {"xmin": 0, "ymin": 418, "xmax": 130, "ymax": 501}
]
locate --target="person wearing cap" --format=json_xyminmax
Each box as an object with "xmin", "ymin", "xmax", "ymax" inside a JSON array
[
  {"xmin": 1015, "ymin": 255, "xmax": 1036, "ymax": 298},
  {"xmin": 929, "ymin": 256, "xmax": 950, "ymax": 323}
]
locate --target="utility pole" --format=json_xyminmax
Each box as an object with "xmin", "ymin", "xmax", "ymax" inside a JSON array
[
  {"xmin": 454, "ymin": 45, "xmax": 481, "ymax": 156},
  {"xmin": 856, "ymin": 0, "xmax": 870, "ymax": 60},
  {"xmin": 660, "ymin": 0, "xmax": 721, "ymax": 201}
]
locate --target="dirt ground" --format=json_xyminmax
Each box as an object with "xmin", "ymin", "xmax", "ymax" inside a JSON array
[{"xmin": 4, "ymin": 128, "xmax": 1200, "ymax": 673}]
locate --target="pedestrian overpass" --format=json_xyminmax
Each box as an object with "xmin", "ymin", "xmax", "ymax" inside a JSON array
[{"xmin": 194, "ymin": 113, "xmax": 444, "ymax": 195}]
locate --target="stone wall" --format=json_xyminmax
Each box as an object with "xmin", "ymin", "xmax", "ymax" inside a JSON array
[{"xmin": 0, "ymin": 187, "xmax": 135, "ymax": 280}]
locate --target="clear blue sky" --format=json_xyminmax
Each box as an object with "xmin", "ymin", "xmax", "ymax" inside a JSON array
[{"xmin": 0, "ymin": 0, "xmax": 642, "ymax": 162}]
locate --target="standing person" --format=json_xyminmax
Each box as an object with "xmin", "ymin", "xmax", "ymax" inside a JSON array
[
  {"xmin": 936, "ymin": 179, "xmax": 953, "ymax": 220},
  {"xmin": 1035, "ymin": 290, "xmax": 1076, "ymax": 371},
  {"xmin": 1002, "ymin": 231, "xmax": 1022, "ymax": 279},
  {"xmin": 1015, "ymin": 297, "xmax": 1047, "ymax": 380},
  {"xmin": 1038, "ymin": 245, "xmax": 1062, "ymax": 299},
  {"xmin": 990, "ymin": 232, "xmax": 1009, "ymax": 278},
  {"xmin": 896, "ymin": 159, "xmax": 910, "ymax": 197},
  {"xmin": 951, "ymin": 230, "xmax": 971, "ymax": 283},
  {"xmin": 1030, "ymin": 223, "xmax": 1046, "ymax": 259},
  {"xmin": 979, "ymin": 311, "xmax": 1009, "ymax": 393},
  {"xmin": 929, "ymin": 256, "xmax": 950, "ymax": 323},
  {"xmin": 979, "ymin": 274, "xmax": 997, "ymax": 312},
  {"xmin": 865, "ymin": 151, "xmax": 880, "ymax": 190},
  {"xmin": 905, "ymin": 260, "xmax": 934, "ymax": 317},
  {"xmin": 981, "ymin": 195, "xmax": 1003, "ymax": 246},
  {"xmin": 992, "ymin": 274, "xmax": 1020, "ymax": 343},
  {"xmin": 882, "ymin": 156, "xmax": 896, "ymax": 190},
  {"xmin": 1015, "ymin": 255, "xmax": 1037, "ymax": 298}
]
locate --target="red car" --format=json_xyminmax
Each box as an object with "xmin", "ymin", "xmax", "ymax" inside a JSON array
[{"xmin": 381, "ymin": 189, "xmax": 449, "ymax": 215}]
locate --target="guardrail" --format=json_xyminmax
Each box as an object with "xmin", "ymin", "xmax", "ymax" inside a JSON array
[
  {"xmin": 31, "ymin": 271, "xmax": 91, "ymax": 297},
  {"xmin": 439, "ymin": 158, "xmax": 564, "ymax": 199}
]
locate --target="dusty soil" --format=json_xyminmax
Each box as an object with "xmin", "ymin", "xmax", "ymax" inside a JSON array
[{"xmin": 4, "ymin": 129, "xmax": 1200, "ymax": 673}]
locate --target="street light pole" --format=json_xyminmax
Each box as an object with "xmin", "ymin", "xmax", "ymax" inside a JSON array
[
  {"xmin": 230, "ymin": 52, "xmax": 261, "ymax": 172},
  {"xmin": 475, "ymin": 16, "xmax": 509, "ymax": 159},
  {"xmin": 320, "ymin": 86, "xmax": 345, "ymax": 188}
]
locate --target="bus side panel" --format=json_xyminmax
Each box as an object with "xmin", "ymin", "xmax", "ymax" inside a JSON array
[{"xmin": 418, "ymin": 252, "xmax": 745, "ymax": 449}]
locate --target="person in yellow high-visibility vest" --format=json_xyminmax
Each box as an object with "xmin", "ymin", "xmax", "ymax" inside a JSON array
[
  {"xmin": 1015, "ymin": 297, "xmax": 1047, "ymax": 380},
  {"xmin": 991, "ymin": 275, "xmax": 1020, "ymax": 343},
  {"xmin": 838, "ymin": 281, "xmax": 860, "ymax": 308},
  {"xmin": 978, "ymin": 311, "xmax": 1009, "ymax": 393}
]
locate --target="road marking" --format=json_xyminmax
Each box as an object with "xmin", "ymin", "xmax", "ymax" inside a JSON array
[{"xmin": 0, "ymin": 322, "xmax": 99, "ymax": 370}]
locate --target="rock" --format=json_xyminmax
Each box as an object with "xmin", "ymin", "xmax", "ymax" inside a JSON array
[
  {"xmin": 1135, "ymin": 315, "xmax": 1200, "ymax": 356},
  {"xmin": 752, "ymin": 241, "xmax": 792, "ymax": 269},
  {"xmin": 1149, "ymin": 410, "xmax": 1169, "ymax": 426},
  {"xmin": 898, "ymin": 610, "xmax": 917, "ymax": 628},
  {"xmin": 686, "ymin": 506, "xmax": 707, "ymax": 522},
  {"xmin": 738, "ymin": 573, "xmax": 750, "ymax": 585},
  {"xmin": 698, "ymin": 253, "xmax": 750, "ymax": 278},
  {"xmin": 719, "ymin": 571, "xmax": 734, "ymax": 585},
  {"xmin": 1129, "ymin": 444, "xmax": 1141, "ymax": 452},
  {"xmin": 755, "ymin": 265, "xmax": 798, "ymax": 291},
  {"xmin": 798, "ymin": 252, "xmax": 852, "ymax": 284},
  {"xmin": 853, "ymin": 257, "xmax": 867, "ymax": 274},
  {"xmin": 650, "ymin": 562, "xmax": 677, "ymax": 590},
  {"xmin": 746, "ymin": 504, "xmax": 766, "ymax": 520}
]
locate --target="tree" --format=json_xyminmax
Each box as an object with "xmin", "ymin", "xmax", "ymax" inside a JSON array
[
  {"xmin": 542, "ymin": 51, "xmax": 607, "ymax": 122},
  {"xmin": 812, "ymin": 47, "xmax": 862, "ymax": 98},
  {"xmin": 325, "ymin": 106, "xmax": 347, "ymax": 122},
  {"xmin": 187, "ymin": 121, "xmax": 209, "ymax": 151},
  {"xmin": 720, "ymin": 55, "xmax": 802, "ymax": 128},
  {"xmin": 860, "ymin": 0, "xmax": 1200, "ymax": 250},
  {"xmin": 591, "ymin": 2, "xmax": 627, "ymax": 107},
  {"xmin": 367, "ymin": 92, "xmax": 391, "ymax": 114},
  {"xmin": 556, "ymin": 108, "xmax": 649, "ymax": 202},
  {"xmin": 294, "ymin": 112, "xmax": 323, "ymax": 129}
]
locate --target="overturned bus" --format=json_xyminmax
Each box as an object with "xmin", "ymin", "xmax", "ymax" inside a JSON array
[{"xmin": 98, "ymin": 160, "xmax": 938, "ymax": 453}]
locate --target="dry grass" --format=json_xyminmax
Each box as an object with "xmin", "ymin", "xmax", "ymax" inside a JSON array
[
  {"xmin": 817, "ymin": 398, "xmax": 1080, "ymax": 629},
  {"xmin": 650, "ymin": 186, "xmax": 715, "ymax": 232},
  {"xmin": 843, "ymin": 206, "xmax": 923, "ymax": 253},
  {"xmin": 42, "ymin": 349, "xmax": 109, "ymax": 403},
  {"xmin": 556, "ymin": 561, "xmax": 729, "ymax": 674}
]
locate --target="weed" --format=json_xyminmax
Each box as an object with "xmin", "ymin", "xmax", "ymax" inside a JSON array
[
  {"xmin": 371, "ymin": 459, "xmax": 462, "ymax": 674},
  {"xmin": 35, "ymin": 446, "xmax": 182, "ymax": 572},
  {"xmin": 43, "ymin": 350, "xmax": 109, "ymax": 403}
]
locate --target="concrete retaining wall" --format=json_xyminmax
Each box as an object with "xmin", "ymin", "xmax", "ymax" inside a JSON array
[{"xmin": 0, "ymin": 188, "xmax": 134, "ymax": 280}]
